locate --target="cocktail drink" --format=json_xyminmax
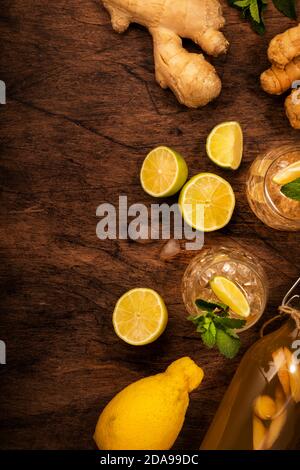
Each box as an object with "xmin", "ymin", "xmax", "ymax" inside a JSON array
[
  {"xmin": 182, "ymin": 246, "xmax": 268, "ymax": 330},
  {"xmin": 246, "ymin": 146, "xmax": 300, "ymax": 231}
]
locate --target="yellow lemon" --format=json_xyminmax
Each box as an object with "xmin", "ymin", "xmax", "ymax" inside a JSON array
[{"xmin": 94, "ymin": 357, "xmax": 204, "ymax": 450}]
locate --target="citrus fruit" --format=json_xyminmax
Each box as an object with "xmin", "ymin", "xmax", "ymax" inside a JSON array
[
  {"xmin": 94, "ymin": 357, "xmax": 204, "ymax": 450},
  {"xmin": 179, "ymin": 173, "xmax": 235, "ymax": 232},
  {"xmin": 113, "ymin": 288, "xmax": 168, "ymax": 345},
  {"xmin": 140, "ymin": 146, "xmax": 188, "ymax": 197},
  {"xmin": 210, "ymin": 276, "xmax": 250, "ymax": 318},
  {"xmin": 206, "ymin": 121, "xmax": 243, "ymax": 170},
  {"xmin": 272, "ymin": 160, "xmax": 300, "ymax": 185}
]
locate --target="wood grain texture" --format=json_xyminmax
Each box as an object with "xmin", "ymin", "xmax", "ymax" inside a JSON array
[{"xmin": 0, "ymin": 0, "xmax": 300, "ymax": 450}]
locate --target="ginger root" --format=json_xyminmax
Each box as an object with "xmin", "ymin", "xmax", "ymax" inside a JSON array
[
  {"xmin": 261, "ymin": 57, "xmax": 300, "ymax": 95},
  {"xmin": 268, "ymin": 24, "xmax": 300, "ymax": 69},
  {"xmin": 261, "ymin": 24, "xmax": 300, "ymax": 129},
  {"xmin": 101, "ymin": 0, "xmax": 229, "ymax": 107},
  {"xmin": 285, "ymin": 90, "xmax": 300, "ymax": 129}
]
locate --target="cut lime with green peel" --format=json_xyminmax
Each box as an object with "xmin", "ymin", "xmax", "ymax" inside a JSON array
[
  {"xmin": 113, "ymin": 288, "xmax": 168, "ymax": 346},
  {"xmin": 206, "ymin": 121, "xmax": 243, "ymax": 170},
  {"xmin": 140, "ymin": 146, "xmax": 188, "ymax": 197},
  {"xmin": 210, "ymin": 276, "xmax": 250, "ymax": 318},
  {"xmin": 179, "ymin": 173, "xmax": 235, "ymax": 232}
]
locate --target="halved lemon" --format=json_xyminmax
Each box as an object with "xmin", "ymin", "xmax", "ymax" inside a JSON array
[
  {"xmin": 210, "ymin": 276, "xmax": 250, "ymax": 318},
  {"xmin": 206, "ymin": 121, "xmax": 243, "ymax": 170},
  {"xmin": 179, "ymin": 173, "xmax": 235, "ymax": 232},
  {"xmin": 272, "ymin": 160, "xmax": 300, "ymax": 185},
  {"xmin": 113, "ymin": 288, "xmax": 168, "ymax": 345},
  {"xmin": 140, "ymin": 146, "xmax": 188, "ymax": 197}
]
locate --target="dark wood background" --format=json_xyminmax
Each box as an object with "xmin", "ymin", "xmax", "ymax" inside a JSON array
[{"xmin": 0, "ymin": 0, "xmax": 300, "ymax": 450}]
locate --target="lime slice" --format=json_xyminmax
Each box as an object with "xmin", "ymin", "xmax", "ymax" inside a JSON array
[
  {"xmin": 179, "ymin": 173, "xmax": 235, "ymax": 232},
  {"xmin": 272, "ymin": 160, "xmax": 300, "ymax": 185},
  {"xmin": 210, "ymin": 276, "xmax": 250, "ymax": 318},
  {"xmin": 140, "ymin": 146, "xmax": 188, "ymax": 197},
  {"xmin": 113, "ymin": 288, "xmax": 168, "ymax": 345},
  {"xmin": 206, "ymin": 122, "xmax": 243, "ymax": 170}
]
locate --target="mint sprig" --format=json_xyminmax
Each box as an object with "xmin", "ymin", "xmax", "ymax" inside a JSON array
[
  {"xmin": 188, "ymin": 299, "xmax": 246, "ymax": 359},
  {"xmin": 281, "ymin": 177, "xmax": 300, "ymax": 202},
  {"xmin": 229, "ymin": 0, "xmax": 297, "ymax": 34}
]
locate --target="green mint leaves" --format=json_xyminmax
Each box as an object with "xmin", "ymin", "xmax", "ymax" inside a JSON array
[
  {"xmin": 229, "ymin": 0, "xmax": 297, "ymax": 34},
  {"xmin": 188, "ymin": 299, "xmax": 246, "ymax": 359},
  {"xmin": 272, "ymin": 0, "xmax": 297, "ymax": 19},
  {"xmin": 281, "ymin": 177, "xmax": 300, "ymax": 201}
]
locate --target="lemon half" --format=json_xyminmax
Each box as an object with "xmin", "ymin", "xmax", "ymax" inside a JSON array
[
  {"xmin": 179, "ymin": 173, "xmax": 235, "ymax": 232},
  {"xmin": 113, "ymin": 288, "xmax": 168, "ymax": 345},
  {"xmin": 206, "ymin": 121, "xmax": 243, "ymax": 170},
  {"xmin": 140, "ymin": 146, "xmax": 188, "ymax": 197}
]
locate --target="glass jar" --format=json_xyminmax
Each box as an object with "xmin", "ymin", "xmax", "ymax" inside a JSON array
[
  {"xmin": 182, "ymin": 246, "xmax": 268, "ymax": 331},
  {"xmin": 200, "ymin": 316, "xmax": 300, "ymax": 450},
  {"xmin": 246, "ymin": 145, "xmax": 300, "ymax": 231}
]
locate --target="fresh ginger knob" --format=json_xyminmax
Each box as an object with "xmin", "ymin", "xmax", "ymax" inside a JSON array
[{"xmin": 101, "ymin": 0, "xmax": 228, "ymax": 107}]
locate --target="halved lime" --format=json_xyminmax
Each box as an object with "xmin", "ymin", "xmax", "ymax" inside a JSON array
[
  {"xmin": 206, "ymin": 122, "xmax": 243, "ymax": 170},
  {"xmin": 179, "ymin": 173, "xmax": 235, "ymax": 232},
  {"xmin": 113, "ymin": 288, "xmax": 168, "ymax": 346},
  {"xmin": 210, "ymin": 276, "xmax": 250, "ymax": 318},
  {"xmin": 140, "ymin": 146, "xmax": 188, "ymax": 197},
  {"xmin": 273, "ymin": 160, "xmax": 300, "ymax": 185}
]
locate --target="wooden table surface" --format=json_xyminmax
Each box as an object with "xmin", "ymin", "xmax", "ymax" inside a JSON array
[{"xmin": 1, "ymin": 0, "xmax": 300, "ymax": 450}]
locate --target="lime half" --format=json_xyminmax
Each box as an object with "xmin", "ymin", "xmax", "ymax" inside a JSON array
[
  {"xmin": 273, "ymin": 160, "xmax": 300, "ymax": 185},
  {"xmin": 179, "ymin": 173, "xmax": 235, "ymax": 232},
  {"xmin": 113, "ymin": 288, "xmax": 168, "ymax": 346},
  {"xmin": 210, "ymin": 276, "xmax": 250, "ymax": 318},
  {"xmin": 140, "ymin": 146, "xmax": 188, "ymax": 197}
]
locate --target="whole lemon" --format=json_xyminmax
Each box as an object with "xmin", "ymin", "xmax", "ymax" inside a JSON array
[{"xmin": 94, "ymin": 357, "xmax": 204, "ymax": 450}]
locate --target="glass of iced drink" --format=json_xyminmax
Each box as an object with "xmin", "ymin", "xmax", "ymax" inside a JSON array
[
  {"xmin": 182, "ymin": 246, "xmax": 268, "ymax": 331},
  {"xmin": 246, "ymin": 145, "xmax": 300, "ymax": 231}
]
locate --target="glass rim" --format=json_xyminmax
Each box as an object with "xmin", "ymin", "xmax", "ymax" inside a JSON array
[
  {"xmin": 182, "ymin": 246, "xmax": 269, "ymax": 332},
  {"xmin": 262, "ymin": 145, "xmax": 300, "ymax": 224}
]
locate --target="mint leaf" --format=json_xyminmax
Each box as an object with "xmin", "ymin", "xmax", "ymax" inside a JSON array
[
  {"xmin": 191, "ymin": 298, "xmax": 244, "ymax": 358},
  {"xmin": 214, "ymin": 317, "xmax": 246, "ymax": 329},
  {"xmin": 195, "ymin": 298, "xmax": 229, "ymax": 313},
  {"xmin": 250, "ymin": 0, "xmax": 261, "ymax": 22},
  {"xmin": 216, "ymin": 328, "xmax": 241, "ymax": 359},
  {"xmin": 234, "ymin": 0, "xmax": 251, "ymax": 6},
  {"xmin": 281, "ymin": 178, "xmax": 300, "ymax": 202},
  {"xmin": 201, "ymin": 327, "xmax": 216, "ymax": 348},
  {"xmin": 272, "ymin": 0, "xmax": 297, "ymax": 19},
  {"xmin": 228, "ymin": 0, "xmax": 267, "ymax": 34},
  {"xmin": 225, "ymin": 328, "xmax": 240, "ymax": 339}
]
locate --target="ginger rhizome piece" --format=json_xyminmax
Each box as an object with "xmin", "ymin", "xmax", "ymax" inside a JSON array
[
  {"xmin": 260, "ymin": 24, "xmax": 300, "ymax": 129},
  {"xmin": 261, "ymin": 57, "xmax": 300, "ymax": 95},
  {"xmin": 268, "ymin": 24, "xmax": 300, "ymax": 69},
  {"xmin": 101, "ymin": 0, "xmax": 229, "ymax": 107}
]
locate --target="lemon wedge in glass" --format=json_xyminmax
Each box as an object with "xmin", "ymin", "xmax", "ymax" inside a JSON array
[
  {"xmin": 140, "ymin": 146, "xmax": 188, "ymax": 197},
  {"xmin": 210, "ymin": 276, "xmax": 250, "ymax": 318},
  {"xmin": 272, "ymin": 160, "xmax": 300, "ymax": 185},
  {"xmin": 113, "ymin": 288, "xmax": 168, "ymax": 345},
  {"xmin": 179, "ymin": 173, "xmax": 235, "ymax": 232},
  {"xmin": 206, "ymin": 121, "xmax": 243, "ymax": 170}
]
